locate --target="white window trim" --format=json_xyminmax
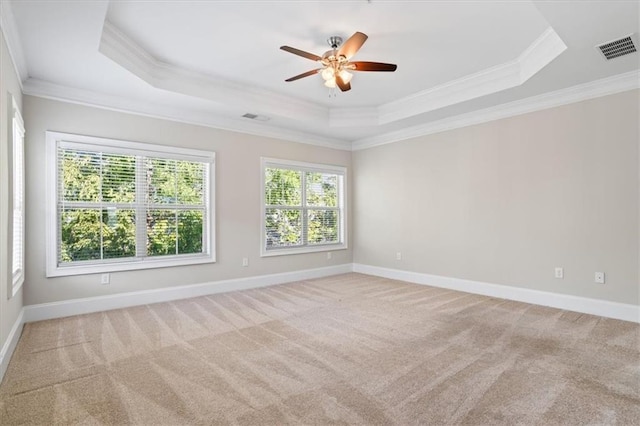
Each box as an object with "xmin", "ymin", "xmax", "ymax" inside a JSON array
[
  {"xmin": 260, "ymin": 157, "xmax": 347, "ymax": 257},
  {"xmin": 45, "ymin": 131, "xmax": 216, "ymax": 277},
  {"xmin": 11, "ymin": 96, "xmax": 25, "ymax": 297}
]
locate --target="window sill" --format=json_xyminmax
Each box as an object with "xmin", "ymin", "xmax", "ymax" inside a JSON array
[
  {"xmin": 260, "ymin": 243, "xmax": 347, "ymax": 257},
  {"xmin": 46, "ymin": 254, "xmax": 215, "ymax": 277}
]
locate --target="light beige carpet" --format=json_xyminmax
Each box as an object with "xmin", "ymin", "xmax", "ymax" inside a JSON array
[{"xmin": 1, "ymin": 273, "xmax": 638, "ymax": 425}]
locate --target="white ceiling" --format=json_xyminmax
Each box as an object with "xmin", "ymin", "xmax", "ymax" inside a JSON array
[{"xmin": 3, "ymin": 0, "xmax": 639, "ymax": 150}]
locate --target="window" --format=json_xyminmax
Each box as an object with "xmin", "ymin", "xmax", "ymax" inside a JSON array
[
  {"xmin": 46, "ymin": 132, "xmax": 215, "ymax": 277},
  {"xmin": 261, "ymin": 158, "xmax": 346, "ymax": 256},
  {"xmin": 11, "ymin": 96, "xmax": 25, "ymax": 296}
]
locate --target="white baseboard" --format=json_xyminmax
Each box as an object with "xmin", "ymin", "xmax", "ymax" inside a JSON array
[
  {"xmin": 21, "ymin": 262, "xmax": 640, "ymax": 324},
  {"xmin": 3, "ymin": 262, "xmax": 638, "ymax": 385},
  {"xmin": 0, "ymin": 308, "xmax": 24, "ymax": 383},
  {"xmin": 353, "ymin": 264, "xmax": 640, "ymax": 324},
  {"xmin": 23, "ymin": 264, "xmax": 352, "ymax": 323}
]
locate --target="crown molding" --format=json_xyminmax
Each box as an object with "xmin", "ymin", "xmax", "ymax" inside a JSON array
[
  {"xmin": 19, "ymin": 19, "xmax": 633, "ymax": 153},
  {"xmin": 99, "ymin": 20, "xmax": 329, "ymax": 124},
  {"xmin": 378, "ymin": 60, "xmax": 519, "ymax": 125},
  {"xmin": 378, "ymin": 27, "xmax": 567, "ymax": 125},
  {"xmin": 99, "ymin": 21, "xmax": 566, "ymax": 130},
  {"xmin": 23, "ymin": 69, "xmax": 639, "ymax": 154},
  {"xmin": 0, "ymin": 0, "xmax": 28, "ymax": 88},
  {"xmin": 22, "ymin": 78, "xmax": 351, "ymax": 151},
  {"xmin": 518, "ymin": 27, "xmax": 566, "ymax": 81},
  {"xmin": 352, "ymin": 70, "xmax": 640, "ymax": 151}
]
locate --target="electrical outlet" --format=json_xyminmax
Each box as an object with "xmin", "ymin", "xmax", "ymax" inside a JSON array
[
  {"xmin": 100, "ymin": 273, "xmax": 110, "ymax": 285},
  {"xmin": 554, "ymin": 267, "xmax": 563, "ymax": 279},
  {"xmin": 396, "ymin": 252, "xmax": 402, "ymax": 261},
  {"xmin": 327, "ymin": 252, "xmax": 332, "ymax": 260},
  {"xmin": 595, "ymin": 272, "xmax": 605, "ymax": 284},
  {"xmin": 242, "ymin": 257, "xmax": 249, "ymax": 267}
]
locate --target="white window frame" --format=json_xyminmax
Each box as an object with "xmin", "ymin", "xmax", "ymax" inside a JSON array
[
  {"xmin": 260, "ymin": 157, "xmax": 347, "ymax": 257},
  {"xmin": 46, "ymin": 131, "xmax": 216, "ymax": 277},
  {"xmin": 11, "ymin": 96, "xmax": 25, "ymax": 296}
]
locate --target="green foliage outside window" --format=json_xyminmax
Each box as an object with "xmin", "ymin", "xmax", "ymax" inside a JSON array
[
  {"xmin": 264, "ymin": 166, "xmax": 340, "ymax": 249},
  {"xmin": 59, "ymin": 149, "xmax": 206, "ymax": 264}
]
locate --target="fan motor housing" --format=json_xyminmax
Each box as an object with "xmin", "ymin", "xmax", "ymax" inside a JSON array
[{"xmin": 327, "ymin": 36, "xmax": 343, "ymax": 49}]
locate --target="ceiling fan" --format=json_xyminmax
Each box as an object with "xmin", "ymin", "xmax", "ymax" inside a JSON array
[{"xmin": 280, "ymin": 31, "xmax": 397, "ymax": 92}]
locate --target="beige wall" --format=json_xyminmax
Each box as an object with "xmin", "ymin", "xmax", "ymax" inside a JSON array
[
  {"xmin": 353, "ymin": 90, "xmax": 639, "ymax": 305},
  {"xmin": 23, "ymin": 96, "xmax": 352, "ymax": 305},
  {"xmin": 0, "ymin": 32, "xmax": 24, "ymax": 348},
  {"xmin": 19, "ymin": 84, "xmax": 640, "ymax": 307}
]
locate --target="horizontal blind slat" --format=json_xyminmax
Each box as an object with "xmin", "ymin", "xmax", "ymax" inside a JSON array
[
  {"xmin": 12, "ymin": 114, "xmax": 25, "ymax": 281},
  {"xmin": 57, "ymin": 144, "xmax": 210, "ymax": 265},
  {"xmin": 264, "ymin": 163, "xmax": 343, "ymax": 251}
]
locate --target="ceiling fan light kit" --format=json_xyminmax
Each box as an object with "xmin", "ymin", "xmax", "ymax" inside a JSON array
[{"xmin": 280, "ymin": 31, "xmax": 397, "ymax": 94}]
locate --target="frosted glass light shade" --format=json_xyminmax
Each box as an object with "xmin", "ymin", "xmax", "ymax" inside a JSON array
[
  {"xmin": 324, "ymin": 78, "xmax": 337, "ymax": 88},
  {"xmin": 339, "ymin": 70, "xmax": 353, "ymax": 84},
  {"xmin": 321, "ymin": 67, "xmax": 335, "ymax": 80}
]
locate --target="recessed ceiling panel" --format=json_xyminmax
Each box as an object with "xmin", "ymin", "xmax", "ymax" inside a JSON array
[
  {"xmin": 7, "ymin": 0, "xmax": 639, "ymax": 147},
  {"xmin": 106, "ymin": 1, "xmax": 551, "ymax": 107}
]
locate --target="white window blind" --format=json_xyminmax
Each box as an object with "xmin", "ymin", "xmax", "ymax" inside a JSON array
[
  {"xmin": 46, "ymin": 132, "xmax": 215, "ymax": 276},
  {"xmin": 11, "ymin": 97, "xmax": 25, "ymax": 296},
  {"xmin": 261, "ymin": 158, "xmax": 346, "ymax": 256}
]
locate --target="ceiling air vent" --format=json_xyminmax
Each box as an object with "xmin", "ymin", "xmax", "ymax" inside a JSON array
[
  {"xmin": 597, "ymin": 34, "xmax": 637, "ymax": 60},
  {"xmin": 242, "ymin": 113, "xmax": 270, "ymax": 122}
]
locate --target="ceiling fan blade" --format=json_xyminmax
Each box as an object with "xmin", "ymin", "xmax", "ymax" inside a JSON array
[
  {"xmin": 350, "ymin": 61, "xmax": 397, "ymax": 72},
  {"xmin": 285, "ymin": 69, "xmax": 322, "ymax": 82},
  {"xmin": 280, "ymin": 46, "xmax": 322, "ymax": 62},
  {"xmin": 337, "ymin": 32, "xmax": 368, "ymax": 59},
  {"xmin": 336, "ymin": 74, "xmax": 351, "ymax": 92}
]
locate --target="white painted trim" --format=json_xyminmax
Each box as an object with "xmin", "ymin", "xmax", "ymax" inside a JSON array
[
  {"xmin": 2, "ymin": 261, "xmax": 636, "ymax": 386},
  {"xmin": 10, "ymin": 95, "xmax": 25, "ymax": 297},
  {"xmin": 259, "ymin": 157, "xmax": 348, "ymax": 257},
  {"xmin": 353, "ymin": 264, "xmax": 640, "ymax": 324},
  {"xmin": 377, "ymin": 27, "xmax": 566, "ymax": 125},
  {"xmin": 16, "ymin": 261, "xmax": 639, "ymax": 325},
  {"xmin": 45, "ymin": 131, "xmax": 217, "ymax": 277},
  {"xmin": 379, "ymin": 60, "xmax": 518, "ymax": 125},
  {"xmin": 2, "ymin": 265, "xmax": 348, "ymax": 381},
  {"xmin": 0, "ymin": 0, "xmax": 27, "ymax": 88},
  {"xmin": 352, "ymin": 70, "xmax": 640, "ymax": 150},
  {"xmin": 99, "ymin": 20, "xmax": 329, "ymax": 125},
  {"xmin": 99, "ymin": 21, "xmax": 565, "ymax": 129},
  {"xmin": 18, "ymin": 22, "xmax": 632, "ymax": 154},
  {"xmin": 518, "ymin": 27, "xmax": 567, "ymax": 82},
  {"xmin": 48, "ymin": 254, "xmax": 216, "ymax": 278},
  {"xmin": 99, "ymin": 20, "xmax": 567, "ymax": 130},
  {"xmin": 0, "ymin": 308, "xmax": 24, "ymax": 383},
  {"xmin": 262, "ymin": 157, "xmax": 348, "ymax": 174},
  {"xmin": 49, "ymin": 130, "xmax": 216, "ymax": 159},
  {"xmin": 22, "ymin": 69, "xmax": 637, "ymax": 154},
  {"xmin": 23, "ymin": 264, "xmax": 353, "ymax": 323},
  {"xmin": 23, "ymin": 78, "xmax": 351, "ymax": 151}
]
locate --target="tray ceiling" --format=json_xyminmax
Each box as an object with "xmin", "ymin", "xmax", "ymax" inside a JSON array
[{"xmin": 2, "ymin": 0, "xmax": 639, "ymax": 149}]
